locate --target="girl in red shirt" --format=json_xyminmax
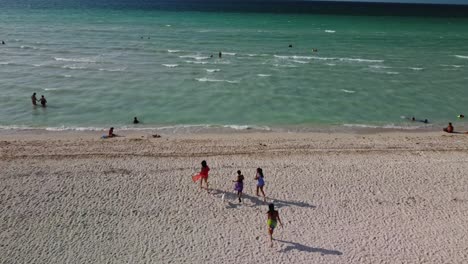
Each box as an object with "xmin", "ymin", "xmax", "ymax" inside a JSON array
[{"xmin": 199, "ymin": 160, "xmax": 210, "ymax": 190}]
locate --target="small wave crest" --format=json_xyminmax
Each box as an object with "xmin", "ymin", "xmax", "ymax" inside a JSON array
[
  {"xmin": 55, "ymin": 57, "xmax": 97, "ymax": 63},
  {"xmin": 454, "ymin": 55, "xmax": 468, "ymax": 59},
  {"xmin": 63, "ymin": 65, "xmax": 87, "ymax": 70},
  {"xmin": 167, "ymin": 49, "xmax": 181, "ymax": 53},
  {"xmin": 185, "ymin": 60, "xmax": 209, "ymax": 65},
  {"xmin": 274, "ymin": 55, "xmax": 383, "ymax": 63},
  {"xmin": 257, "ymin": 74, "xmax": 271, "ymax": 77},
  {"xmin": 325, "ymin": 30, "xmax": 336, "ymax": 33},
  {"xmin": 222, "ymin": 52, "xmax": 236, "ymax": 56},
  {"xmin": 206, "ymin": 69, "xmax": 220, "ymax": 72},
  {"xmin": 162, "ymin": 64, "xmax": 179, "ymax": 68},
  {"xmin": 341, "ymin": 89, "xmax": 355, "ymax": 93},
  {"xmin": 179, "ymin": 55, "xmax": 210, "ymax": 60},
  {"xmin": 196, "ymin": 78, "xmax": 239, "ymax": 83}
]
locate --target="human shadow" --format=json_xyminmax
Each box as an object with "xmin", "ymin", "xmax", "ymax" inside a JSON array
[
  {"xmin": 276, "ymin": 240, "xmax": 343, "ymax": 255},
  {"xmin": 209, "ymin": 189, "xmax": 315, "ymax": 209}
]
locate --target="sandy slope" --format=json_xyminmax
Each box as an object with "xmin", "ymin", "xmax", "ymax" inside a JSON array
[{"xmin": 1, "ymin": 131, "xmax": 468, "ymax": 263}]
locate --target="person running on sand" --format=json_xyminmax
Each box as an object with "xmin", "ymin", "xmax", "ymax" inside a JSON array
[
  {"xmin": 267, "ymin": 203, "xmax": 283, "ymax": 247},
  {"xmin": 233, "ymin": 170, "xmax": 244, "ymax": 203},
  {"xmin": 443, "ymin": 122, "xmax": 454, "ymax": 133},
  {"xmin": 199, "ymin": 160, "xmax": 210, "ymax": 190},
  {"xmin": 31, "ymin": 93, "xmax": 38, "ymax": 105},
  {"xmin": 39, "ymin": 95, "xmax": 47, "ymax": 107},
  {"xmin": 255, "ymin": 168, "xmax": 266, "ymax": 202}
]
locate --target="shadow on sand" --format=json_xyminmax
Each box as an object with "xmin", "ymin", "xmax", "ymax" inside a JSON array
[
  {"xmin": 276, "ymin": 240, "xmax": 343, "ymax": 255},
  {"xmin": 209, "ymin": 189, "xmax": 315, "ymax": 209}
]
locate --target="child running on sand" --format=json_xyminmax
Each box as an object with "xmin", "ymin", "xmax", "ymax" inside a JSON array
[
  {"xmin": 267, "ymin": 203, "xmax": 283, "ymax": 247},
  {"xmin": 199, "ymin": 160, "xmax": 210, "ymax": 191},
  {"xmin": 233, "ymin": 170, "xmax": 244, "ymax": 203},
  {"xmin": 255, "ymin": 168, "xmax": 266, "ymax": 202}
]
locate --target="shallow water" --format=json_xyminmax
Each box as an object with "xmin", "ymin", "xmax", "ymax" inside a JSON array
[{"xmin": 1, "ymin": 6, "xmax": 468, "ymax": 131}]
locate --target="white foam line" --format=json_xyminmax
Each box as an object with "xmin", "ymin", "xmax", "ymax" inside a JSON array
[
  {"xmin": 341, "ymin": 89, "xmax": 355, "ymax": 93},
  {"xmin": 55, "ymin": 57, "xmax": 97, "ymax": 63},
  {"xmin": 162, "ymin": 64, "xmax": 179, "ymax": 68},
  {"xmin": 454, "ymin": 55, "xmax": 468, "ymax": 59},
  {"xmin": 196, "ymin": 78, "xmax": 239, "ymax": 83},
  {"xmin": 274, "ymin": 55, "xmax": 384, "ymax": 63}
]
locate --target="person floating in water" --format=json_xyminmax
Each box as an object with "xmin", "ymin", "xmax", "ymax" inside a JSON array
[
  {"xmin": 312, "ymin": 48, "xmax": 318, "ymax": 52},
  {"xmin": 1, "ymin": 41, "xmax": 5, "ymax": 45},
  {"xmin": 288, "ymin": 44, "xmax": 293, "ymax": 48},
  {"xmin": 39, "ymin": 95, "xmax": 47, "ymax": 107},
  {"xmin": 31, "ymin": 92, "xmax": 38, "ymax": 106},
  {"xmin": 443, "ymin": 122, "xmax": 454, "ymax": 133},
  {"xmin": 457, "ymin": 114, "xmax": 464, "ymax": 119},
  {"xmin": 266, "ymin": 203, "xmax": 283, "ymax": 247},
  {"xmin": 218, "ymin": 51, "xmax": 222, "ymax": 58},
  {"xmin": 133, "ymin": 117, "xmax": 139, "ymax": 124},
  {"xmin": 233, "ymin": 170, "xmax": 244, "ymax": 203},
  {"xmin": 409, "ymin": 116, "xmax": 428, "ymax": 124}
]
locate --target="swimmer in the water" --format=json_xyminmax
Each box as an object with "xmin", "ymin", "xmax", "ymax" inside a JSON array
[
  {"xmin": 133, "ymin": 117, "xmax": 139, "ymax": 124},
  {"xmin": 39, "ymin": 95, "xmax": 47, "ymax": 107},
  {"xmin": 31, "ymin": 92, "xmax": 38, "ymax": 106}
]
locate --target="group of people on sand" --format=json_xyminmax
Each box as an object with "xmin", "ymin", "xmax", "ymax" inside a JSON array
[
  {"xmin": 31, "ymin": 93, "xmax": 47, "ymax": 107},
  {"xmin": 196, "ymin": 160, "xmax": 282, "ymax": 247}
]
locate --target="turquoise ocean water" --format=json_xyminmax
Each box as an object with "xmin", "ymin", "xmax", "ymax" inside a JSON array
[{"xmin": 1, "ymin": 3, "xmax": 468, "ymax": 132}]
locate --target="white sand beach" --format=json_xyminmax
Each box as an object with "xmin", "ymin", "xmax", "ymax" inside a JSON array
[{"xmin": 1, "ymin": 131, "xmax": 468, "ymax": 263}]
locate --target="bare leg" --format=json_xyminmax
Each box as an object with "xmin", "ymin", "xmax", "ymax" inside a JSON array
[
  {"xmin": 256, "ymin": 186, "xmax": 260, "ymax": 196},
  {"xmin": 269, "ymin": 228, "xmax": 273, "ymax": 247},
  {"xmin": 260, "ymin": 186, "xmax": 266, "ymax": 202},
  {"xmin": 205, "ymin": 179, "xmax": 209, "ymax": 192}
]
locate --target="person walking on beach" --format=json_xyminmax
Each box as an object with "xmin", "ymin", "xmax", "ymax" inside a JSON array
[
  {"xmin": 255, "ymin": 168, "xmax": 266, "ymax": 202},
  {"xmin": 31, "ymin": 92, "xmax": 38, "ymax": 105},
  {"xmin": 199, "ymin": 160, "xmax": 210, "ymax": 191},
  {"xmin": 267, "ymin": 203, "xmax": 283, "ymax": 247},
  {"xmin": 39, "ymin": 95, "xmax": 47, "ymax": 107},
  {"xmin": 233, "ymin": 170, "xmax": 244, "ymax": 203}
]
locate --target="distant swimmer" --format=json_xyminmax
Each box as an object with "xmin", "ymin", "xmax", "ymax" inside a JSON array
[
  {"xmin": 218, "ymin": 51, "xmax": 222, "ymax": 58},
  {"xmin": 133, "ymin": 117, "xmax": 139, "ymax": 124},
  {"xmin": 312, "ymin": 48, "xmax": 318, "ymax": 52},
  {"xmin": 288, "ymin": 44, "xmax": 293, "ymax": 48},
  {"xmin": 39, "ymin": 95, "xmax": 47, "ymax": 107},
  {"xmin": 458, "ymin": 114, "xmax": 464, "ymax": 119},
  {"xmin": 210, "ymin": 54, "xmax": 213, "ymax": 58},
  {"xmin": 1, "ymin": 41, "xmax": 5, "ymax": 45},
  {"xmin": 408, "ymin": 116, "xmax": 428, "ymax": 123},
  {"xmin": 31, "ymin": 92, "xmax": 38, "ymax": 106},
  {"xmin": 443, "ymin": 122, "xmax": 454, "ymax": 133}
]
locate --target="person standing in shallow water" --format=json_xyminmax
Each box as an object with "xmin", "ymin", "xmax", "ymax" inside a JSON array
[
  {"xmin": 31, "ymin": 93, "xmax": 38, "ymax": 105},
  {"xmin": 39, "ymin": 95, "xmax": 47, "ymax": 107},
  {"xmin": 267, "ymin": 203, "xmax": 283, "ymax": 247}
]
